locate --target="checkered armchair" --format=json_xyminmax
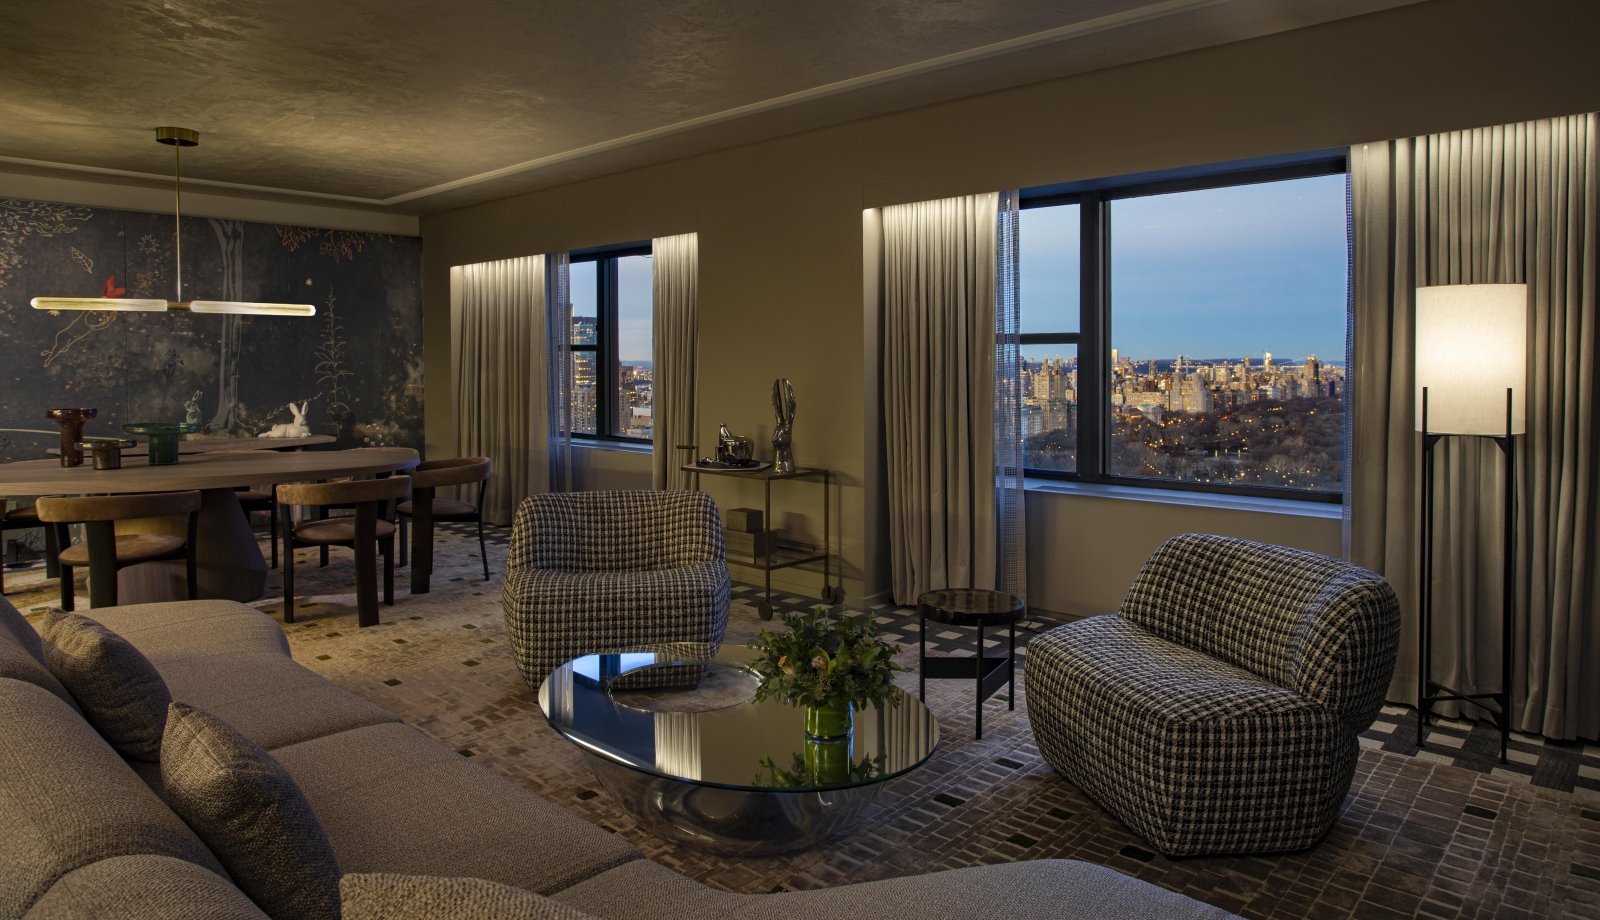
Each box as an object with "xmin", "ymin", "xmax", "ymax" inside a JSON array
[
  {"xmin": 501, "ymin": 490, "xmax": 731, "ymax": 688},
  {"xmin": 1025, "ymin": 533, "xmax": 1400, "ymax": 856}
]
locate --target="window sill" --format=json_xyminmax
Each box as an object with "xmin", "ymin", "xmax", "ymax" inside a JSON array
[
  {"xmin": 572, "ymin": 439, "xmax": 652, "ymax": 455},
  {"xmin": 1023, "ymin": 478, "xmax": 1342, "ymax": 520}
]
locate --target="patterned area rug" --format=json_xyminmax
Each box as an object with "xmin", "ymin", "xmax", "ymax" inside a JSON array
[{"xmin": 6, "ymin": 523, "xmax": 1599, "ymax": 919}]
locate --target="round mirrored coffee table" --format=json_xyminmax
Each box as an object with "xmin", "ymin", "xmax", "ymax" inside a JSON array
[{"xmin": 539, "ymin": 645, "xmax": 938, "ymax": 855}]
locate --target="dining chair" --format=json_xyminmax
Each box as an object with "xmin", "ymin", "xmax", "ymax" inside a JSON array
[
  {"xmin": 397, "ymin": 456, "xmax": 491, "ymax": 592},
  {"xmin": 35, "ymin": 491, "xmax": 202, "ymax": 610},
  {"xmin": 235, "ymin": 486, "xmax": 278, "ymax": 568},
  {"xmin": 1, "ymin": 504, "xmax": 66, "ymax": 595},
  {"xmin": 276, "ymin": 475, "xmax": 410, "ymax": 627}
]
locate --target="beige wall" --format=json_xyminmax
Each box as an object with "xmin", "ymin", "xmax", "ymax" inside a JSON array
[{"xmin": 421, "ymin": 0, "xmax": 1600, "ymax": 609}]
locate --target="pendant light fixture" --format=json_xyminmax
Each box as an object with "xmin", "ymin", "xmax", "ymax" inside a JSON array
[{"xmin": 31, "ymin": 127, "xmax": 316, "ymax": 316}]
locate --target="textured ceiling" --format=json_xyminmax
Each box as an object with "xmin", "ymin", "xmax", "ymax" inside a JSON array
[{"xmin": 0, "ymin": 0, "xmax": 1420, "ymax": 215}]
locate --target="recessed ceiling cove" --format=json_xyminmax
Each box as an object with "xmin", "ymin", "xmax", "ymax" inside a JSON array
[{"xmin": 0, "ymin": 0, "xmax": 1420, "ymax": 214}]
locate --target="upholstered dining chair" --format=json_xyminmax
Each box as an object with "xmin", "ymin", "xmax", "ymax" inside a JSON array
[
  {"xmin": 501, "ymin": 490, "xmax": 730, "ymax": 688},
  {"xmin": 1025, "ymin": 533, "xmax": 1400, "ymax": 857},
  {"xmin": 397, "ymin": 456, "xmax": 491, "ymax": 592},
  {"xmin": 1, "ymin": 504, "xmax": 66, "ymax": 595},
  {"xmin": 276, "ymin": 475, "xmax": 410, "ymax": 628},
  {"xmin": 35, "ymin": 491, "xmax": 202, "ymax": 610}
]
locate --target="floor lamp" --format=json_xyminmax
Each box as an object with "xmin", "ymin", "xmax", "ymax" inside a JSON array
[{"xmin": 1415, "ymin": 283, "xmax": 1526, "ymax": 763}]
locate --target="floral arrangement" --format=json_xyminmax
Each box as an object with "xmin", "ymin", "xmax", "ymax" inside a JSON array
[{"xmin": 748, "ymin": 606, "xmax": 907, "ymax": 708}]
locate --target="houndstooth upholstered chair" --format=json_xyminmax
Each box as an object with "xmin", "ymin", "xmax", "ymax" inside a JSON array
[
  {"xmin": 1025, "ymin": 533, "xmax": 1400, "ymax": 857},
  {"xmin": 501, "ymin": 490, "xmax": 731, "ymax": 688}
]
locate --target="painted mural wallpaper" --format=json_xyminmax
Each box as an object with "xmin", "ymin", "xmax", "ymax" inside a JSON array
[{"xmin": 0, "ymin": 197, "xmax": 423, "ymax": 463}]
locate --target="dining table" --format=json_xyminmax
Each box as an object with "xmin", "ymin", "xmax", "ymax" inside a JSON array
[{"xmin": 0, "ymin": 447, "xmax": 419, "ymax": 605}]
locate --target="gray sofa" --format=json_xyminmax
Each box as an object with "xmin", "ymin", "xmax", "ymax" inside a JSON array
[{"xmin": 1, "ymin": 595, "xmax": 1235, "ymax": 919}]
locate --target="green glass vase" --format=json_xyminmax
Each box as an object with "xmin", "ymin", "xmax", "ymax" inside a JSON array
[{"xmin": 804, "ymin": 697, "xmax": 852, "ymax": 740}]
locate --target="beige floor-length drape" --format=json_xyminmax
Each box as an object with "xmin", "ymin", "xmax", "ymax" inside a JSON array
[
  {"xmin": 651, "ymin": 233, "xmax": 698, "ymax": 491},
  {"xmin": 1350, "ymin": 114, "xmax": 1598, "ymax": 740},
  {"xmin": 883, "ymin": 192, "xmax": 1003, "ymax": 605},
  {"xmin": 452, "ymin": 254, "xmax": 558, "ymax": 525}
]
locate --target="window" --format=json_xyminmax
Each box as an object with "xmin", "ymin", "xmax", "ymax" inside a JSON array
[
  {"xmin": 570, "ymin": 244, "xmax": 653, "ymax": 441},
  {"xmin": 1019, "ymin": 155, "xmax": 1348, "ymax": 499}
]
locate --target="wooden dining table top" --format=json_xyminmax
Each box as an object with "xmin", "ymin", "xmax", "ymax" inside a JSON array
[{"xmin": 0, "ymin": 447, "xmax": 419, "ymax": 496}]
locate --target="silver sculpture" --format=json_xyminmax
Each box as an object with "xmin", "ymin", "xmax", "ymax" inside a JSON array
[{"xmin": 772, "ymin": 378, "xmax": 795, "ymax": 474}]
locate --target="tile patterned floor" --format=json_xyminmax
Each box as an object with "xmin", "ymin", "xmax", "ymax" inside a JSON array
[{"xmin": 7, "ymin": 523, "xmax": 1600, "ymax": 918}]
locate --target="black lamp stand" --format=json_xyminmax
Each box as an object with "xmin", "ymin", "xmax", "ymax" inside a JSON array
[{"xmin": 1417, "ymin": 386, "xmax": 1515, "ymax": 763}]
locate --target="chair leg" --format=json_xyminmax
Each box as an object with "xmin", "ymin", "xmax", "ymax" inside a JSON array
[
  {"xmin": 399, "ymin": 515, "xmax": 408, "ymax": 567},
  {"xmin": 84, "ymin": 522, "xmax": 118, "ymax": 610},
  {"xmin": 269, "ymin": 493, "xmax": 279, "ymax": 569},
  {"xmin": 183, "ymin": 512, "xmax": 199, "ymax": 601},
  {"xmin": 382, "ymin": 534, "xmax": 395, "ymax": 606},
  {"xmin": 477, "ymin": 515, "xmax": 489, "ymax": 581},
  {"xmin": 282, "ymin": 509, "xmax": 296, "ymax": 623},
  {"xmin": 59, "ymin": 564, "xmax": 74, "ymax": 612},
  {"xmin": 46, "ymin": 524, "xmax": 64, "ymax": 579}
]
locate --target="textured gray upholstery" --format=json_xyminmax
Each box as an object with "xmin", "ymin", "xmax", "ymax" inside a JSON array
[
  {"xmin": 502, "ymin": 490, "xmax": 731, "ymax": 687},
  {"xmin": 0, "ymin": 595, "xmax": 77, "ymax": 710},
  {"xmin": 90, "ymin": 600, "xmax": 291, "ymax": 658},
  {"xmin": 272, "ymin": 721, "xmax": 641, "ymax": 894},
  {"xmin": 148, "ymin": 648, "xmax": 398, "ymax": 751},
  {"xmin": 25, "ymin": 854, "xmax": 270, "ymax": 920},
  {"xmin": 1026, "ymin": 533, "xmax": 1401, "ymax": 857},
  {"xmin": 0, "ymin": 679, "xmax": 226, "ymax": 917},
  {"xmin": 161, "ymin": 703, "xmax": 341, "ymax": 920},
  {"xmin": 555, "ymin": 856, "xmax": 1239, "ymax": 919},
  {"xmin": 39, "ymin": 610, "xmax": 172, "ymax": 761},
  {"xmin": 342, "ymin": 874, "xmax": 601, "ymax": 920}
]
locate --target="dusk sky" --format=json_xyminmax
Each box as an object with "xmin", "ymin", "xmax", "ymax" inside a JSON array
[
  {"xmin": 570, "ymin": 253, "xmax": 653, "ymax": 363},
  {"xmin": 1020, "ymin": 172, "xmax": 1348, "ymax": 365}
]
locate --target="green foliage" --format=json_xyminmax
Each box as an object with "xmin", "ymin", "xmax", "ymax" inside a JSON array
[
  {"xmin": 748, "ymin": 606, "xmax": 907, "ymax": 708},
  {"xmin": 755, "ymin": 750, "xmax": 885, "ymax": 789}
]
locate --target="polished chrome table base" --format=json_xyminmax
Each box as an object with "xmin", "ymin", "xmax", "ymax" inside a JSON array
[{"xmin": 585, "ymin": 754, "xmax": 880, "ymax": 855}]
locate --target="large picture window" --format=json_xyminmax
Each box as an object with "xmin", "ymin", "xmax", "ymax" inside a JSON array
[
  {"xmin": 1020, "ymin": 156, "xmax": 1348, "ymax": 499},
  {"xmin": 570, "ymin": 244, "xmax": 653, "ymax": 441}
]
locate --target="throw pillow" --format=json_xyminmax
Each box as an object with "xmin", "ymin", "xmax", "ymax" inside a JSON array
[
  {"xmin": 39, "ymin": 609, "xmax": 171, "ymax": 760},
  {"xmin": 341, "ymin": 874, "xmax": 600, "ymax": 920},
  {"xmin": 161, "ymin": 702, "xmax": 340, "ymax": 920}
]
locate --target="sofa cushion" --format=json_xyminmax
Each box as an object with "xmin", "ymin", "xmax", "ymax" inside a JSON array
[
  {"xmin": 553, "ymin": 857, "xmax": 1239, "ymax": 919},
  {"xmin": 0, "ymin": 679, "xmax": 226, "ymax": 916},
  {"xmin": 341, "ymin": 874, "xmax": 600, "ymax": 920},
  {"xmin": 160, "ymin": 703, "xmax": 341, "ymax": 920},
  {"xmin": 89, "ymin": 599, "xmax": 291, "ymax": 657},
  {"xmin": 0, "ymin": 594, "xmax": 78, "ymax": 710},
  {"xmin": 25, "ymin": 854, "xmax": 269, "ymax": 920},
  {"xmin": 40, "ymin": 609, "xmax": 171, "ymax": 761},
  {"xmin": 152, "ymin": 649, "xmax": 399, "ymax": 751},
  {"xmin": 271, "ymin": 722, "xmax": 640, "ymax": 894}
]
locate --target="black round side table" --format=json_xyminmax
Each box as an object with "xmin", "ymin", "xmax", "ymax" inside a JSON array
[{"xmin": 916, "ymin": 588, "xmax": 1026, "ymax": 739}]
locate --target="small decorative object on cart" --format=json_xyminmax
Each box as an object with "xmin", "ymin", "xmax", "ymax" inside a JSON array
[
  {"xmin": 771, "ymin": 378, "xmax": 795, "ymax": 474},
  {"xmin": 749, "ymin": 605, "xmax": 906, "ymax": 740},
  {"xmin": 716, "ymin": 421, "xmax": 754, "ymax": 464},
  {"xmin": 724, "ymin": 507, "xmax": 764, "ymax": 532}
]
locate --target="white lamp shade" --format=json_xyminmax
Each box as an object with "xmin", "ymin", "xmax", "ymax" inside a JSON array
[{"xmin": 1415, "ymin": 283, "xmax": 1527, "ymax": 435}]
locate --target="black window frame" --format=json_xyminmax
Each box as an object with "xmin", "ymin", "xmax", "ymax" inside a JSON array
[
  {"xmin": 569, "ymin": 240, "xmax": 652, "ymax": 444},
  {"xmin": 1019, "ymin": 151, "xmax": 1348, "ymax": 503}
]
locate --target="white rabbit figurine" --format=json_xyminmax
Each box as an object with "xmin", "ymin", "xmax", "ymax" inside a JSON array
[{"xmin": 259, "ymin": 401, "xmax": 312, "ymax": 439}]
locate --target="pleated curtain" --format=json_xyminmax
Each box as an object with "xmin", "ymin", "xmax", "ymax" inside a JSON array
[
  {"xmin": 651, "ymin": 233, "xmax": 699, "ymax": 491},
  {"xmin": 452, "ymin": 253, "xmax": 572, "ymax": 525},
  {"xmin": 883, "ymin": 191, "xmax": 1027, "ymax": 604},
  {"xmin": 1350, "ymin": 113, "xmax": 1598, "ymax": 740}
]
